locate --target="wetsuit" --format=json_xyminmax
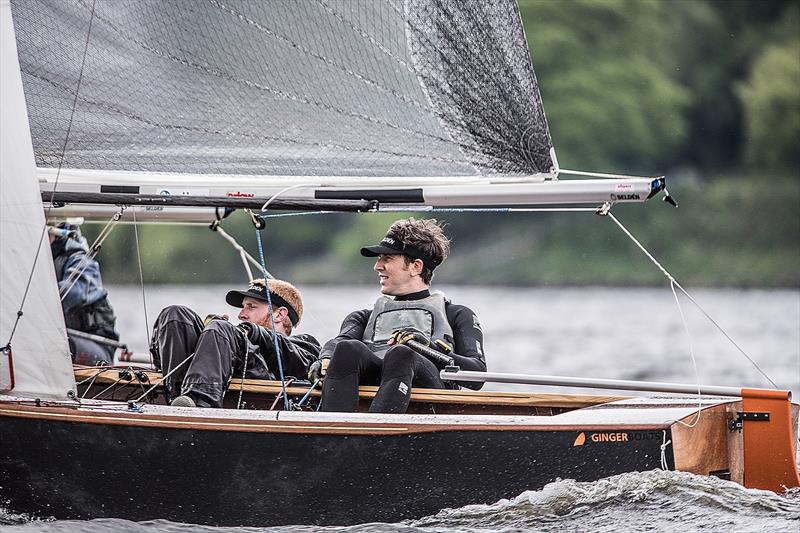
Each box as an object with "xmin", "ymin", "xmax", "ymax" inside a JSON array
[
  {"xmin": 51, "ymin": 224, "xmax": 119, "ymax": 365},
  {"xmin": 321, "ymin": 289, "xmax": 486, "ymax": 413},
  {"xmin": 150, "ymin": 305, "xmax": 320, "ymax": 406}
]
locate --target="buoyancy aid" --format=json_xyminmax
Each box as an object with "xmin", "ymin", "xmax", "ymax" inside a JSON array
[{"xmin": 362, "ymin": 292, "xmax": 453, "ymax": 357}]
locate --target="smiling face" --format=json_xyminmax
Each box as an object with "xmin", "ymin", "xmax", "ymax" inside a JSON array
[
  {"xmin": 238, "ymin": 296, "xmax": 289, "ymax": 334},
  {"xmin": 373, "ymin": 253, "xmax": 428, "ymax": 296}
]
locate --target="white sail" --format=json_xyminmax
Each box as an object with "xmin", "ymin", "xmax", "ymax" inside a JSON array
[{"xmin": 1, "ymin": 0, "xmax": 75, "ymax": 399}]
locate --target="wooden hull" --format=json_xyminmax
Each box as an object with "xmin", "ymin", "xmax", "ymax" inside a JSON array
[
  {"xmin": 1, "ymin": 392, "xmax": 770, "ymax": 526},
  {"xmin": 1, "ymin": 371, "xmax": 797, "ymax": 526}
]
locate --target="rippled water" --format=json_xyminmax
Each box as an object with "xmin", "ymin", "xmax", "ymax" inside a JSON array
[
  {"xmin": 2, "ymin": 472, "xmax": 799, "ymax": 531},
  {"xmin": 2, "ymin": 286, "xmax": 799, "ymax": 530}
]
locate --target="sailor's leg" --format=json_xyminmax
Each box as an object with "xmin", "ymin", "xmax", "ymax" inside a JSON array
[
  {"xmin": 369, "ymin": 345, "xmax": 444, "ymax": 414},
  {"xmin": 68, "ymin": 335, "xmax": 114, "ymax": 366},
  {"xmin": 180, "ymin": 320, "xmax": 245, "ymax": 408},
  {"xmin": 150, "ymin": 305, "xmax": 204, "ymax": 401},
  {"xmin": 321, "ymin": 340, "xmax": 382, "ymax": 412}
]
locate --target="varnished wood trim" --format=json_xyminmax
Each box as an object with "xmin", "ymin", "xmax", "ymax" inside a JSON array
[
  {"xmin": 0, "ymin": 402, "xmax": 666, "ymax": 436},
  {"xmin": 671, "ymin": 403, "xmax": 732, "ymax": 477},
  {"xmin": 73, "ymin": 369, "xmax": 628, "ymax": 408}
]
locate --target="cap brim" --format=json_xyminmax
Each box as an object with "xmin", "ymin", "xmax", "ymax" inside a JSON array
[
  {"xmin": 225, "ymin": 289, "xmax": 265, "ymax": 308},
  {"xmin": 360, "ymin": 245, "xmax": 401, "ymax": 257}
]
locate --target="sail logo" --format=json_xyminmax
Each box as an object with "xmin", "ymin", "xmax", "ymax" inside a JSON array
[
  {"xmin": 610, "ymin": 193, "xmax": 641, "ymax": 201},
  {"xmin": 573, "ymin": 432, "xmax": 586, "ymax": 446}
]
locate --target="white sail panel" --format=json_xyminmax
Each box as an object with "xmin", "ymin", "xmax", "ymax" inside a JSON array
[{"xmin": 1, "ymin": 0, "xmax": 75, "ymax": 399}]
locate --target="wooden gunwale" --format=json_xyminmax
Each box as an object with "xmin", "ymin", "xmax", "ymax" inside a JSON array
[
  {"xmin": 72, "ymin": 368, "xmax": 629, "ymax": 408},
  {"xmin": 0, "ymin": 400, "xmax": 674, "ymax": 435}
]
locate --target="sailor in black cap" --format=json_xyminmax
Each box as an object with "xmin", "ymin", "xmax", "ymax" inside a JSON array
[
  {"xmin": 312, "ymin": 218, "xmax": 487, "ymax": 413},
  {"xmin": 150, "ymin": 279, "xmax": 320, "ymax": 408}
]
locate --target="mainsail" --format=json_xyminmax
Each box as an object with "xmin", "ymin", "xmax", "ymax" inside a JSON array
[
  {"xmin": 13, "ymin": 0, "xmax": 552, "ymax": 178},
  {"xmin": 11, "ymin": 0, "xmax": 661, "ymax": 206}
]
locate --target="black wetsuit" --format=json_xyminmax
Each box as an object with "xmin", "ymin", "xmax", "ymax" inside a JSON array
[
  {"xmin": 150, "ymin": 305, "xmax": 319, "ymax": 406},
  {"xmin": 321, "ymin": 289, "xmax": 486, "ymax": 413}
]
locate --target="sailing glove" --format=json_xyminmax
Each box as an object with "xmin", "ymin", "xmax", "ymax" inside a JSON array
[
  {"xmin": 388, "ymin": 327, "xmax": 431, "ymax": 347},
  {"xmin": 308, "ymin": 357, "xmax": 330, "ymax": 382}
]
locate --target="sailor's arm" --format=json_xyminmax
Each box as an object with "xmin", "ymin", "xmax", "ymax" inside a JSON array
[
  {"xmin": 241, "ymin": 325, "xmax": 321, "ymax": 379},
  {"xmin": 445, "ymin": 304, "xmax": 487, "ymax": 390},
  {"xmin": 318, "ymin": 309, "xmax": 371, "ymax": 359}
]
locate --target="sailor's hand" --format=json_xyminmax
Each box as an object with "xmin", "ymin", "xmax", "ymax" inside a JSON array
[
  {"xmin": 308, "ymin": 358, "xmax": 330, "ymax": 382},
  {"xmin": 203, "ymin": 313, "xmax": 229, "ymax": 327},
  {"xmin": 389, "ymin": 328, "xmax": 431, "ymax": 347}
]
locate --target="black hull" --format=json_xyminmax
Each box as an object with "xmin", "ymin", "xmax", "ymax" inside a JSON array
[{"xmin": 0, "ymin": 412, "xmax": 673, "ymax": 526}]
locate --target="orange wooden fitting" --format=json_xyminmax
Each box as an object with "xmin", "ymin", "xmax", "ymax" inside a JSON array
[{"xmin": 740, "ymin": 388, "xmax": 800, "ymax": 492}]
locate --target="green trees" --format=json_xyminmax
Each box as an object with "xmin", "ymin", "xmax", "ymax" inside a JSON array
[{"xmin": 738, "ymin": 37, "xmax": 800, "ymax": 173}]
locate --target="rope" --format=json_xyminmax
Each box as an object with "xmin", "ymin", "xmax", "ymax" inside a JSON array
[
  {"xmin": 132, "ymin": 210, "xmax": 152, "ymax": 364},
  {"xmin": 210, "ymin": 223, "xmax": 273, "ymax": 279},
  {"xmin": 255, "ymin": 230, "xmax": 289, "ymax": 410},
  {"xmin": 259, "ymin": 184, "xmax": 317, "ymax": 212},
  {"xmin": 59, "ymin": 207, "xmax": 125, "ymax": 301},
  {"xmin": 606, "ymin": 212, "xmax": 778, "ymax": 389},
  {"xmin": 660, "ymin": 430, "xmax": 672, "ymax": 470},
  {"xmin": 297, "ymin": 379, "xmax": 320, "ymax": 408},
  {"xmin": 133, "ymin": 353, "xmax": 196, "ymax": 404}
]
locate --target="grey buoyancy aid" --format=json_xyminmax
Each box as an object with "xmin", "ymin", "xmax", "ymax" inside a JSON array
[{"xmin": 362, "ymin": 292, "xmax": 453, "ymax": 357}]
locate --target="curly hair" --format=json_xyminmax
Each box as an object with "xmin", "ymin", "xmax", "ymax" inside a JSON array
[{"xmin": 388, "ymin": 218, "xmax": 450, "ymax": 284}]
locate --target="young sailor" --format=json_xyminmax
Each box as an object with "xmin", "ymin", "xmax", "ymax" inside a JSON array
[
  {"xmin": 313, "ymin": 218, "xmax": 486, "ymax": 413},
  {"xmin": 152, "ymin": 279, "xmax": 320, "ymax": 408},
  {"xmin": 49, "ymin": 222, "xmax": 120, "ymax": 366}
]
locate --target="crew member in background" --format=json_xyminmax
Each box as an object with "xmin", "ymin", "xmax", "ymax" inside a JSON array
[
  {"xmin": 311, "ymin": 218, "xmax": 486, "ymax": 414},
  {"xmin": 153, "ymin": 278, "xmax": 319, "ymax": 408},
  {"xmin": 49, "ymin": 222, "xmax": 120, "ymax": 366}
]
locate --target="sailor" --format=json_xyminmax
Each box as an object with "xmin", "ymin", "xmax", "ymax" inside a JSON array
[
  {"xmin": 154, "ymin": 278, "xmax": 320, "ymax": 408},
  {"xmin": 311, "ymin": 218, "xmax": 486, "ymax": 413},
  {"xmin": 49, "ymin": 222, "xmax": 120, "ymax": 366}
]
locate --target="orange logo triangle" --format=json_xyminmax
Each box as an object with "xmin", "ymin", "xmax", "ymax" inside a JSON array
[{"xmin": 573, "ymin": 432, "xmax": 586, "ymax": 446}]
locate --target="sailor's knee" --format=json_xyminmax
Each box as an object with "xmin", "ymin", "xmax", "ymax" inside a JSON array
[
  {"xmin": 328, "ymin": 340, "xmax": 367, "ymax": 373},
  {"xmin": 382, "ymin": 345, "xmax": 417, "ymax": 369},
  {"xmin": 157, "ymin": 304, "xmax": 195, "ymax": 322}
]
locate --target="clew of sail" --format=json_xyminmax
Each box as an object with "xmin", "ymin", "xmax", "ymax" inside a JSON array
[
  {"xmin": 1, "ymin": 0, "xmax": 75, "ymax": 399},
  {"xmin": 12, "ymin": 0, "xmax": 662, "ymax": 207}
]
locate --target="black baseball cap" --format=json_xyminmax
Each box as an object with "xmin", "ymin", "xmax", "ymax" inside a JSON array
[
  {"xmin": 360, "ymin": 232, "xmax": 441, "ymax": 271},
  {"xmin": 225, "ymin": 282, "xmax": 300, "ymax": 325}
]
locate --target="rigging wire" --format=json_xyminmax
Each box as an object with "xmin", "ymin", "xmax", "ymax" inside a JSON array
[
  {"xmin": 253, "ymin": 230, "xmax": 289, "ymax": 410},
  {"xmin": 605, "ymin": 211, "xmax": 778, "ymax": 389},
  {"xmin": 59, "ymin": 207, "xmax": 125, "ymax": 301},
  {"xmin": 131, "ymin": 209, "xmax": 153, "ymax": 364}
]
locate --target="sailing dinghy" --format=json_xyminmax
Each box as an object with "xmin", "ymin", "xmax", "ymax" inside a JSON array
[{"xmin": 1, "ymin": 0, "xmax": 797, "ymax": 526}]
